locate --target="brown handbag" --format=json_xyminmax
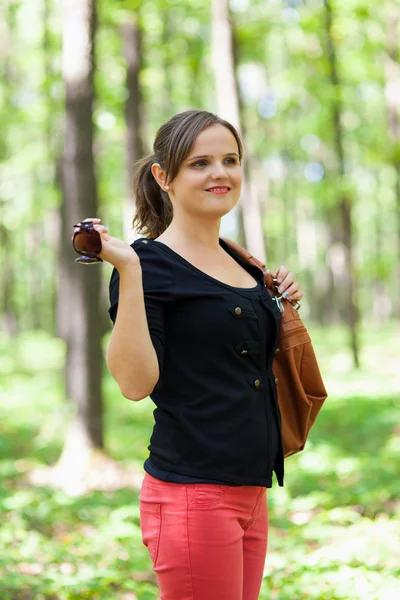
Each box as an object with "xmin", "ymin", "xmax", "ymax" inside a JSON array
[{"xmin": 222, "ymin": 238, "xmax": 328, "ymax": 458}]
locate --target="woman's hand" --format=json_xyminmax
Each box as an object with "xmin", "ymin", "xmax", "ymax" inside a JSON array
[
  {"xmin": 274, "ymin": 265, "xmax": 303, "ymax": 303},
  {"xmin": 72, "ymin": 218, "xmax": 140, "ymax": 272}
]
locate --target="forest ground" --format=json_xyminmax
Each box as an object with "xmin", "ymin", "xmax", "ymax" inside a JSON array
[{"xmin": 1, "ymin": 324, "xmax": 399, "ymax": 600}]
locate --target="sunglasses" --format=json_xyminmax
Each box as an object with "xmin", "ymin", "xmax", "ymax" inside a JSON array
[{"xmin": 72, "ymin": 221, "xmax": 103, "ymax": 264}]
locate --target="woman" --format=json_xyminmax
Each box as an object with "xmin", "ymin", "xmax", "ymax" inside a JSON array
[{"xmin": 77, "ymin": 109, "xmax": 303, "ymax": 600}]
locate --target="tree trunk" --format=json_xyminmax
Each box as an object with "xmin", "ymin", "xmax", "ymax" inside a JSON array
[
  {"xmin": 42, "ymin": 0, "xmax": 54, "ymax": 157},
  {"xmin": 0, "ymin": 221, "xmax": 17, "ymax": 336},
  {"xmin": 161, "ymin": 5, "xmax": 174, "ymax": 119},
  {"xmin": 120, "ymin": 14, "xmax": 145, "ymax": 243},
  {"xmin": 56, "ymin": 0, "xmax": 105, "ymax": 483},
  {"xmin": 0, "ymin": 7, "xmax": 17, "ymax": 336},
  {"xmin": 324, "ymin": 0, "xmax": 360, "ymax": 368},
  {"xmin": 211, "ymin": 0, "xmax": 265, "ymax": 262},
  {"xmin": 384, "ymin": 3, "xmax": 400, "ymax": 318}
]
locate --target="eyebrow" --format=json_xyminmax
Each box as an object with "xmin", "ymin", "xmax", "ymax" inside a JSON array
[{"xmin": 185, "ymin": 153, "xmax": 240, "ymax": 162}]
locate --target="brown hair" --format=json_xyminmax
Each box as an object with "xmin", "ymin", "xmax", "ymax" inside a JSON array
[{"xmin": 132, "ymin": 109, "xmax": 243, "ymax": 239}]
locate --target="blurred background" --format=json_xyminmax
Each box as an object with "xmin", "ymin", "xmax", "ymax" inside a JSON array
[{"xmin": 1, "ymin": 0, "xmax": 399, "ymax": 598}]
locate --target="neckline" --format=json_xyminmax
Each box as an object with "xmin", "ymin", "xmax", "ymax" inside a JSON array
[{"xmin": 146, "ymin": 238, "xmax": 262, "ymax": 293}]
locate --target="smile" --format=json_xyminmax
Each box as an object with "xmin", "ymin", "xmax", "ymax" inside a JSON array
[{"xmin": 205, "ymin": 187, "xmax": 231, "ymax": 194}]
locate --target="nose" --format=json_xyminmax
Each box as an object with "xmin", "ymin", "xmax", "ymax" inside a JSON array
[{"xmin": 210, "ymin": 161, "xmax": 229, "ymax": 179}]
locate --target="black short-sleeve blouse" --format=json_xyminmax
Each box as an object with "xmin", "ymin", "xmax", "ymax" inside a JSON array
[{"xmin": 109, "ymin": 237, "xmax": 284, "ymax": 487}]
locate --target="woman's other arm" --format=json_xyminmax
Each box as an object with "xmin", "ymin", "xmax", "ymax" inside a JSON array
[
  {"xmin": 73, "ymin": 218, "xmax": 160, "ymax": 401},
  {"xmin": 106, "ymin": 262, "xmax": 160, "ymax": 401}
]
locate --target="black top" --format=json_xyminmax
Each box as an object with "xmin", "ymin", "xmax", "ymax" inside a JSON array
[{"xmin": 109, "ymin": 237, "xmax": 284, "ymax": 487}]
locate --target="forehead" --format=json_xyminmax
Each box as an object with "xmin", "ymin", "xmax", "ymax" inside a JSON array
[{"xmin": 189, "ymin": 124, "xmax": 239, "ymax": 154}]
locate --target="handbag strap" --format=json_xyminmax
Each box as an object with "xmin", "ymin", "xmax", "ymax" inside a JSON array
[
  {"xmin": 221, "ymin": 237, "xmax": 300, "ymax": 311},
  {"xmin": 220, "ymin": 237, "xmax": 275, "ymax": 289}
]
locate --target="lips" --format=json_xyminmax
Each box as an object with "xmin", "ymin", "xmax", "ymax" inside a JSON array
[{"xmin": 205, "ymin": 186, "xmax": 231, "ymax": 192}]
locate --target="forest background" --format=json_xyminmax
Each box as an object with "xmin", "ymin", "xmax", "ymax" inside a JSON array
[{"xmin": 1, "ymin": 0, "xmax": 399, "ymax": 598}]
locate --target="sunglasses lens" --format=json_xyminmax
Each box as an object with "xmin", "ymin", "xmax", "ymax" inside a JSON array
[
  {"xmin": 73, "ymin": 232, "xmax": 86, "ymax": 253},
  {"xmin": 73, "ymin": 230, "xmax": 102, "ymax": 255}
]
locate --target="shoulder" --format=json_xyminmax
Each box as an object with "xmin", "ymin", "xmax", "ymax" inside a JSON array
[
  {"xmin": 109, "ymin": 238, "xmax": 173, "ymax": 296},
  {"xmin": 132, "ymin": 238, "xmax": 173, "ymax": 277}
]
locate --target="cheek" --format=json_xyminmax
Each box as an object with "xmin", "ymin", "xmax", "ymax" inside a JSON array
[
  {"xmin": 233, "ymin": 171, "xmax": 243, "ymax": 189},
  {"xmin": 232, "ymin": 165, "xmax": 243, "ymax": 181},
  {"xmin": 182, "ymin": 171, "xmax": 206, "ymax": 187}
]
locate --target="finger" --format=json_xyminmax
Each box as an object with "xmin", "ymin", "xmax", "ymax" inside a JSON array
[
  {"xmin": 93, "ymin": 224, "xmax": 109, "ymax": 234},
  {"xmin": 277, "ymin": 272, "xmax": 295, "ymax": 293},
  {"xmin": 73, "ymin": 218, "xmax": 101, "ymax": 229},
  {"xmin": 288, "ymin": 290, "xmax": 303, "ymax": 302},
  {"xmin": 275, "ymin": 265, "xmax": 288, "ymax": 284},
  {"xmin": 281, "ymin": 283, "xmax": 300, "ymax": 299},
  {"xmin": 92, "ymin": 225, "xmax": 111, "ymax": 243},
  {"xmin": 72, "ymin": 220, "xmax": 104, "ymax": 241}
]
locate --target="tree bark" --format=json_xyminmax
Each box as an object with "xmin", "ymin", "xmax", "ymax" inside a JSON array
[
  {"xmin": 57, "ymin": 0, "xmax": 104, "ymax": 467},
  {"xmin": 161, "ymin": 5, "xmax": 174, "ymax": 118},
  {"xmin": 120, "ymin": 14, "xmax": 145, "ymax": 243},
  {"xmin": 384, "ymin": 3, "xmax": 400, "ymax": 318},
  {"xmin": 324, "ymin": 0, "xmax": 360, "ymax": 367},
  {"xmin": 211, "ymin": 0, "xmax": 266, "ymax": 262},
  {"xmin": 0, "ymin": 8, "xmax": 17, "ymax": 336},
  {"xmin": 0, "ymin": 221, "xmax": 17, "ymax": 336}
]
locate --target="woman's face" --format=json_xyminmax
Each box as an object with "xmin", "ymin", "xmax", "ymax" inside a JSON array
[{"xmin": 168, "ymin": 124, "xmax": 243, "ymax": 221}]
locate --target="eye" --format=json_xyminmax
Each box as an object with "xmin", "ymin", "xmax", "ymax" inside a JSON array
[{"xmin": 190, "ymin": 157, "xmax": 239, "ymax": 168}]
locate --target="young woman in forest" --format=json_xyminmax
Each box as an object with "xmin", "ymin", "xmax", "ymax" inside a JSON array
[{"xmin": 75, "ymin": 109, "xmax": 303, "ymax": 600}]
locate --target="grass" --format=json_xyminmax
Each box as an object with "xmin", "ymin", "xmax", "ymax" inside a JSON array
[{"xmin": 0, "ymin": 324, "xmax": 399, "ymax": 599}]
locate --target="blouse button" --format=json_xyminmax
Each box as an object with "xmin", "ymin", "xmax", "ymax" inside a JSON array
[
  {"xmin": 240, "ymin": 349, "xmax": 248, "ymax": 356},
  {"xmin": 274, "ymin": 377, "xmax": 279, "ymax": 385},
  {"xmin": 234, "ymin": 306, "xmax": 242, "ymax": 315},
  {"xmin": 254, "ymin": 379, "xmax": 261, "ymax": 388},
  {"xmin": 275, "ymin": 348, "xmax": 280, "ymax": 354}
]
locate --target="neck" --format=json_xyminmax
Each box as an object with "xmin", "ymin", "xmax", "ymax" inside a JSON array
[{"xmin": 160, "ymin": 214, "xmax": 222, "ymax": 251}]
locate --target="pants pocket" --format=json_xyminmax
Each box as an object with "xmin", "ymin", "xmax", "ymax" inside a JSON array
[
  {"xmin": 190, "ymin": 484, "xmax": 229, "ymax": 509},
  {"xmin": 139, "ymin": 501, "xmax": 162, "ymax": 566}
]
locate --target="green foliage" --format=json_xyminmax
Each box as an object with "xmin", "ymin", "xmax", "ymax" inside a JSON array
[
  {"xmin": 1, "ymin": 327, "xmax": 399, "ymax": 599},
  {"xmin": 0, "ymin": 0, "xmax": 399, "ymax": 330},
  {"xmin": 1, "ymin": 1, "xmax": 399, "ymax": 596}
]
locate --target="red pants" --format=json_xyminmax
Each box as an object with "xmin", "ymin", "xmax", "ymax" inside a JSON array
[{"xmin": 139, "ymin": 473, "xmax": 268, "ymax": 600}]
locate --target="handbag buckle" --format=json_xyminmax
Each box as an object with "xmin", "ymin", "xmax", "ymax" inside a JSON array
[
  {"xmin": 272, "ymin": 278, "xmax": 285, "ymax": 313},
  {"xmin": 272, "ymin": 295, "xmax": 285, "ymax": 313}
]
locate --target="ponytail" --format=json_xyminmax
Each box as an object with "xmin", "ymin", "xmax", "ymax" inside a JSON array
[{"xmin": 132, "ymin": 155, "xmax": 173, "ymax": 239}]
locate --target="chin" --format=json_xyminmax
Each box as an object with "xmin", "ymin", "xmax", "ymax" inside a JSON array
[
  {"xmin": 204, "ymin": 206, "xmax": 235, "ymax": 220},
  {"xmin": 194, "ymin": 195, "xmax": 238, "ymax": 218}
]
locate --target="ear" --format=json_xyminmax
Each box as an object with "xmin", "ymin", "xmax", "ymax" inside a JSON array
[{"xmin": 151, "ymin": 163, "xmax": 170, "ymax": 192}]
